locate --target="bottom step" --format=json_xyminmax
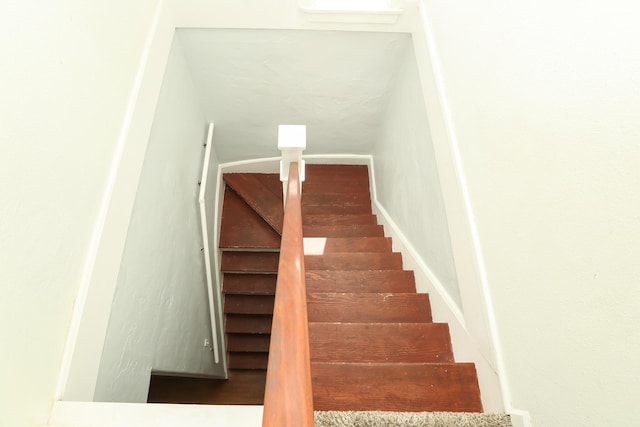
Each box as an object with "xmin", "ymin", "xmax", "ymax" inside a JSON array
[
  {"xmin": 312, "ymin": 362, "xmax": 483, "ymax": 412},
  {"xmin": 147, "ymin": 370, "xmax": 266, "ymax": 405},
  {"xmin": 315, "ymin": 411, "xmax": 512, "ymax": 427}
]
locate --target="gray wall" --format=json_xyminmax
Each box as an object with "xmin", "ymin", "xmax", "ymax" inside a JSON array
[
  {"xmin": 94, "ymin": 36, "xmax": 222, "ymax": 402},
  {"xmin": 373, "ymin": 40, "xmax": 460, "ymax": 308},
  {"xmin": 178, "ymin": 29, "xmax": 410, "ymax": 162}
]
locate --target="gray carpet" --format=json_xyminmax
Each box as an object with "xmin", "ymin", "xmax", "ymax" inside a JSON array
[{"xmin": 314, "ymin": 411, "xmax": 512, "ymax": 427}]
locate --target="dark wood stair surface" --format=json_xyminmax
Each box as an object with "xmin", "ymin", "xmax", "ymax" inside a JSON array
[
  {"xmin": 305, "ymin": 270, "xmax": 416, "ymax": 293},
  {"xmin": 311, "ymin": 362, "xmax": 482, "ymax": 412},
  {"xmin": 224, "ymin": 173, "xmax": 284, "ymax": 234},
  {"xmin": 225, "ymin": 314, "xmax": 272, "ymax": 334},
  {"xmin": 309, "ymin": 322, "xmax": 454, "ymax": 363},
  {"xmin": 147, "ymin": 164, "xmax": 483, "ymax": 411},
  {"xmin": 148, "ymin": 370, "xmax": 266, "ymax": 405},
  {"xmin": 221, "ymin": 251, "xmax": 279, "ymax": 273},
  {"xmin": 307, "ymin": 292, "xmax": 433, "ymax": 323},
  {"xmin": 219, "ymin": 188, "xmax": 280, "ymax": 250},
  {"xmin": 222, "ymin": 273, "xmax": 277, "ymax": 295}
]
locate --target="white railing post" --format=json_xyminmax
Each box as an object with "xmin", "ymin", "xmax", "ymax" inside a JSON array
[{"xmin": 278, "ymin": 125, "xmax": 306, "ymax": 205}]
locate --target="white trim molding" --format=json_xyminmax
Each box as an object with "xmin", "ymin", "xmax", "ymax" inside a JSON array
[
  {"xmin": 48, "ymin": 401, "xmax": 262, "ymax": 427},
  {"xmin": 198, "ymin": 123, "xmax": 220, "ymax": 364}
]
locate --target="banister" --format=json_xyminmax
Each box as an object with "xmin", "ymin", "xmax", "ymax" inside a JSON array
[{"xmin": 262, "ymin": 162, "xmax": 314, "ymax": 427}]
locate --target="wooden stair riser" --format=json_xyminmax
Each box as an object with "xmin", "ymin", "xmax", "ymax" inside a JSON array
[
  {"xmin": 224, "ymin": 295, "xmax": 275, "ymax": 315},
  {"xmin": 307, "ymin": 293, "xmax": 432, "ymax": 323},
  {"xmin": 225, "ymin": 314, "xmax": 273, "ymax": 334},
  {"xmin": 227, "ymin": 334, "xmax": 271, "ymax": 352},
  {"xmin": 311, "ymin": 362, "xmax": 483, "ymax": 412},
  {"xmin": 309, "ymin": 322, "xmax": 454, "ymax": 363},
  {"xmin": 223, "ymin": 273, "xmax": 277, "ymax": 295},
  {"xmin": 228, "ymin": 352, "xmax": 270, "ymax": 370},
  {"xmin": 221, "ymin": 252, "xmax": 279, "ymax": 273}
]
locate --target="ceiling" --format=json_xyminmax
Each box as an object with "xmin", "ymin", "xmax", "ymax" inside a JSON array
[{"xmin": 177, "ymin": 29, "xmax": 410, "ymax": 162}]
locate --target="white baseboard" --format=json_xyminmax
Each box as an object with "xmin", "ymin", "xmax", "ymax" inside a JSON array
[{"xmin": 509, "ymin": 409, "xmax": 532, "ymax": 427}]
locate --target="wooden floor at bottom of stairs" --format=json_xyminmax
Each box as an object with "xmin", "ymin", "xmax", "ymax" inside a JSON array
[{"xmin": 147, "ymin": 370, "xmax": 266, "ymax": 405}]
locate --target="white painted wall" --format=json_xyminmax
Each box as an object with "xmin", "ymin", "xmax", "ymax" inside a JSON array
[
  {"xmin": 94, "ymin": 37, "xmax": 223, "ymax": 403},
  {"xmin": 372, "ymin": 38, "xmax": 460, "ymax": 307},
  {"xmin": 421, "ymin": 0, "xmax": 640, "ymax": 425},
  {"xmin": 0, "ymin": 1, "xmax": 161, "ymax": 426},
  {"xmin": 177, "ymin": 29, "xmax": 409, "ymax": 162}
]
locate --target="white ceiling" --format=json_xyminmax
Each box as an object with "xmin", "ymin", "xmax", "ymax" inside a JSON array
[{"xmin": 177, "ymin": 29, "xmax": 410, "ymax": 162}]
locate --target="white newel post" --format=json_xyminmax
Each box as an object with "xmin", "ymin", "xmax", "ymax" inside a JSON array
[{"xmin": 278, "ymin": 125, "xmax": 306, "ymax": 206}]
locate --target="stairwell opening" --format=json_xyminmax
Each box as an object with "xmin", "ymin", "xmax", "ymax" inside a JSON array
[{"xmin": 67, "ymin": 27, "xmax": 466, "ymax": 411}]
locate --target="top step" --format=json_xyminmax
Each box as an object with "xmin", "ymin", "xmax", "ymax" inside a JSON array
[
  {"xmin": 305, "ymin": 164, "xmax": 369, "ymax": 184},
  {"xmin": 224, "ymin": 174, "xmax": 284, "ymax": 235}
]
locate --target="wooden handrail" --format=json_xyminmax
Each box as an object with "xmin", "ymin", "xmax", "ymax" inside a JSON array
[{"xmin": 262, "ymin": 162, "xmax": 314, "ymax": 427}]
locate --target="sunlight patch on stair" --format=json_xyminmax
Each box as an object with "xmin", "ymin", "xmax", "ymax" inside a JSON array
[{"xmin": 304, "ymin": 237, "xmax": 327, "ymax": 255}]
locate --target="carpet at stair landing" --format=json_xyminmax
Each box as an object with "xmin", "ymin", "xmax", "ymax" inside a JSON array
[{"xmin": 314, "ymin": 411, "xmax": 512, "ymax": 427}]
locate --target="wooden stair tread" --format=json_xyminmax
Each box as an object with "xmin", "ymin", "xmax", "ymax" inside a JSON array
[
  {"xmin": 224, "ymin": 294, "xmax": 275, "ymax": 315},
  {"xmin": 304, "ymin": 237, "xmax": 392, "ymax": 253},
  {"xmin": 221, "ymin": 252, "xmax": 279, "ymax": 273},
  {"xmin": 223, "ymin": 273, "xmax": 277, "ymax": 295},
  {"xmin": 302, "ymin": 181, "xmax": 371, "ymax": 195},
  {"xmin": 147, "ymin": 371, "xmax": 266, "ymax": 405},
  {"xmin": 305, "ymin": 252, "xmax": 403, "ymax": 271},
  {"xmin": 303, "ymin": 224, "xmax": 384, "ymax": 238},
  {"xmin": 306, "ymin": 270, "xmax": 416, "ymax": 293},
  {"xmin": 311, "ymin": 362, "xmax": 483, "ymax": 412},
  {"xmin": 305, "ymin": 164, "xmax": 370, "ymax": 183},
  {"xmin": 309, "ymin": 322, "xmax": 454, "ymax": 363},
  {"xmin": 225, "ymin": 314, "xmax": 272, "ymax": 334},
  {"xmin": 224, "ymin": 173, "xmax": 284, "ymax": 234},
  {"xmin": 254, "ymin": 173, "xmax": 283, "ymax": 202},
  {"xmin": 302, "ymin": 214, "xmax": 377, "ymax": 226},
  {"xmin": 302, "ymin": 193, "xmax": 370, "ymax": 206},
  {"xmin": 302, "ymin": 204, "xmax": 372, "ymax": 215},
  {"xmin": 227, "ymin": 333, "xmax": 271, "ymax": 352},
  {"xmin": 307, "ymin": 293, "xmax": 432, "ymax": 323},
  {"xmin": 219, "ymin": 188, "xmax": 281, "ymax": 250}
]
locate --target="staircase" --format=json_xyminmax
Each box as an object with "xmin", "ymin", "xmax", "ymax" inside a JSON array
[{"xmin": 148, "ymin": 164, "xmax": 483, "ymax": 413}]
